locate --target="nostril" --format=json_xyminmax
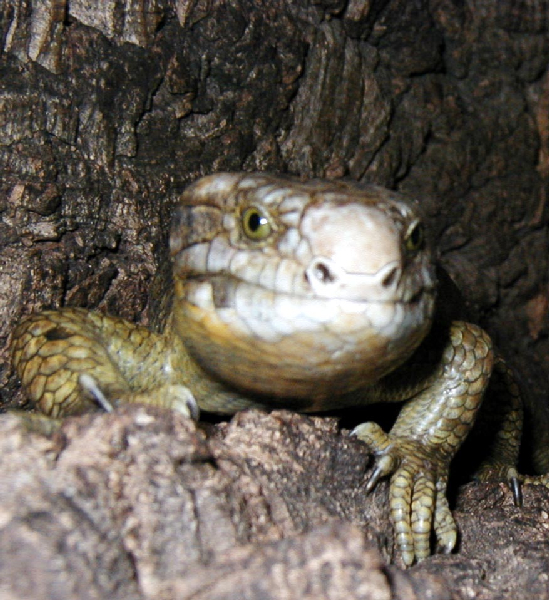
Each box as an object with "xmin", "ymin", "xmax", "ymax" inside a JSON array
[
  {"xmin": 312, "ymin": 260, "xmax": 336, "ymax": 284},
  {"xmin": 381, "ymin": 266, "xmax": 399, "ymax": 289}
]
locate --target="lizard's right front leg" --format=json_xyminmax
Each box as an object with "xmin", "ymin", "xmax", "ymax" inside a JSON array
[{"xmin": 11, "ymin": 308, "xmax": 198, "ymax": 419}]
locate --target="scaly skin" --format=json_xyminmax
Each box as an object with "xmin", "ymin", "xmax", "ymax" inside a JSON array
[{"xmin": 11, "ymin": 173, "xmax": 521, "ymax": 566}]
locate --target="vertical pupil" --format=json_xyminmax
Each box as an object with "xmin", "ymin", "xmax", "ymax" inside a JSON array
[
  {"xmin": 411, "ymin": 225, "xmax": 422, "ymax": 247},
  {"xmin": 249, "ymin": 212, "xmax": 262, "ymax": 231}
]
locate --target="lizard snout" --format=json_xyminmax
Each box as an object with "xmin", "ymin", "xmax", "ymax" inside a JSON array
[
  {"xmin": 300, "ymin": 201, "xmax": 405, "ymax": 302},
  {"xmin": 304, "ymin": 256, "xmax": 402, "ymax": 302}
]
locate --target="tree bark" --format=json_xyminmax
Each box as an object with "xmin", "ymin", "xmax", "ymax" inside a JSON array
[{"xmin": 1, "ymin": 1, "xmax": 549, "ymax": 598}]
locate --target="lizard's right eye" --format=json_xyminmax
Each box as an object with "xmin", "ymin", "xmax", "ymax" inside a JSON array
[{"xmin": 241, "ymin": 206, "xmax": 273, "ymax": 240}]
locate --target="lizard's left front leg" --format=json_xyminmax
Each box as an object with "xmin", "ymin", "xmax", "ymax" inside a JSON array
[{"xmin": 354, "ymin": 321, "xmax": 493, "ymax": 566}]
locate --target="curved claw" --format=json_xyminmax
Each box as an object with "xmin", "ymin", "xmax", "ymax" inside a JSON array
[
  {"xmin": 365, "ymin": 454, "xmax": 397, "ymax": 494},
  {"xmin": 167, "ymin": 385, "xmax": 200, "ymax": 420},
  {"xmin": 510, "ymin": 474, "xmax": 523, "ymax": 507},
  {"xmin": 79, "ymin": 374, "xmax": 114, "ymax": 413},
  {"xmin": 474, "ymin": 464, "xmax": 523, "ymax": 507},
  {"xmin": 353, "ymin": 422, "xmax": 399, "ymax": 493}
]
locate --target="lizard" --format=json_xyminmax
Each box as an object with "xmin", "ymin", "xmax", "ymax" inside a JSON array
[{"xmin": 10, "ymin": 172, "xmax": 525, "ymax": 566}]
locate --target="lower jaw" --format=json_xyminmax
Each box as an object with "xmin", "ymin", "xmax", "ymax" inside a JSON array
[{"xmin": 178, "ymin": 312, "xmax": 430, "ymax": 403}]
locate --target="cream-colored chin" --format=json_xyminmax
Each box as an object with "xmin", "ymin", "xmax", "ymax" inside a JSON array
[{"xmin": 174, "ymin": 291, "xmax": 433, "ymax": 402}]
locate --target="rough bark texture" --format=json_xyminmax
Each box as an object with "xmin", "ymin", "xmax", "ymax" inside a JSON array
[
  {"xmin": 1, "ymin": 1, "xmax": 549, "ymax": 598},
  {"xmin": 1, "ymin": 406, "xmax": 549, "ymax": 600}
]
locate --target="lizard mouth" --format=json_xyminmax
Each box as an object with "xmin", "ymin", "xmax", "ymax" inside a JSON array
[
  {"xmin": 181, "ymin": 251, "xmax": 436, "ymax": 327},
  {"xmin": 183, "ymin": 269, "xmax": 433, "ymax": 324}
]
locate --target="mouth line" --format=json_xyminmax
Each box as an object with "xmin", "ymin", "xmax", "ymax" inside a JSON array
[{"xmin": 185, "ymin": 273, "xmax": 434, "ymax": 307}]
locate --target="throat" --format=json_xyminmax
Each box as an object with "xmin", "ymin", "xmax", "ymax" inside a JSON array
[{"xmin": 170, "ymin": 288, "xmax": 432, "ymax": 406}]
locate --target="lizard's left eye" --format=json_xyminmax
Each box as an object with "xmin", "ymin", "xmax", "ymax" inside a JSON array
[
  {"xmin": 242, "ymin": 206, "xmax": 273, "ymax": 240},
  {"xmin": 405, "ymin": 220, "xmax": 425, "ymax": 253}
]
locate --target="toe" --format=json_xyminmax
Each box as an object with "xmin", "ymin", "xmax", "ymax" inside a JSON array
[
  {"xmin": 411, "ymin": 476, "xmax": 435, "ymax": 561},
  {"xmin": 390, "ymin": 466, "xmax": 415, "ymax": 566},
  {"xmin": 433, "ymin": 487, "xmax": 457, "ymax": 555}
]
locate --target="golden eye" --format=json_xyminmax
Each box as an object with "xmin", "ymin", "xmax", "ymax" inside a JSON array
[
  {"xmin": 242, "ymin": 206, "xmax": 272, "ymax": 240},
  {"xmin": 405, "ymin": 220, "xmax": 425, "ymax": 253}
]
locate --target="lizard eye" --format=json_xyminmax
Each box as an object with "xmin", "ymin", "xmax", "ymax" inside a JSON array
[
  {"xmin": 242, "ymin": 206, "xmax": 273, "ymax": 240},
  {"xmin": 405, "ymin": 220, "xmax": 425, "ymax": 253}
]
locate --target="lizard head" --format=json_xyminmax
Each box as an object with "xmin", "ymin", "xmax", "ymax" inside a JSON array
[{"xmin": 170, "ymin": 173, "xmax": 436, "ymax": 407}]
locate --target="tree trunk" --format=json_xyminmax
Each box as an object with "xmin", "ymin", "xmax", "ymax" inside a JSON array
[{"xmin": 1, "ymin": 1, "xmax": 548, "ymax": 598}]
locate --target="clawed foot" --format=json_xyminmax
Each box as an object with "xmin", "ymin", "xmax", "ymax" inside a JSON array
[
  {"xmin": 79, "ymin": 375, "xmax": 200, "ymax": 420},
  {"xmin": 352, "ymin": 421, "xmax": 456, "ymax": 566},
  {"xmin": 7, "ymin": 379, "xmax": 200, "ymax": 438}
]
